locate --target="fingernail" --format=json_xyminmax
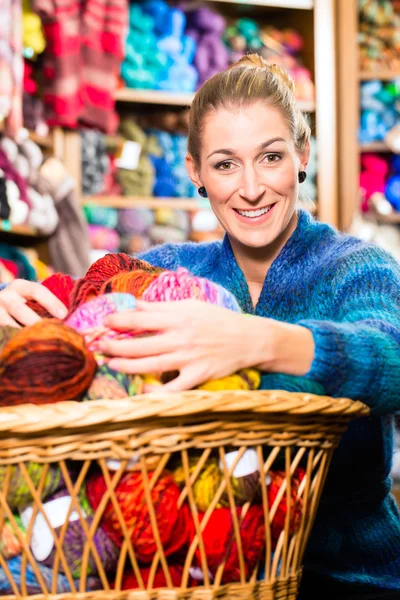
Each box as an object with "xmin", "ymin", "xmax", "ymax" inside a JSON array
[{"xmin": 57, "ymin": 308, "xmax": 68, "ymax": 319}]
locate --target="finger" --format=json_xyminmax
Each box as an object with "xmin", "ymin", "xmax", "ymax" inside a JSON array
[
  {"xmin": 8, "ymin": 301, "xmax": 42, "ymax": 326},
  {"xmin": 107, "ymin": 353, "xmax": 180, "ymax": 375},
  {"xmin": 105, "ymin": 311, "xmax": 177, "ymax": 332},
  {"xmin": 20, "ymin": 282, "xmax": 68, "ymax": 319},
  {"xmin": 0, "ymin": 308, "xmax": 21, "ymax": 328},
  {"xmin": 100, "ymin": 333, "xmax": 176, "ymax": 358},
  {"xmin": 135, "ymin": 300, "xmax": 196, "ymax": 312}
]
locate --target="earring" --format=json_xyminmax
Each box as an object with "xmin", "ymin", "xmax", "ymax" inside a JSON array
[
  {"xmin": 198, "ymin": 186, "xmax": 208, "ymax": 198},
  {"xmin": 298, "ymin": 171, "xmax": 307, "ymax": 184}
]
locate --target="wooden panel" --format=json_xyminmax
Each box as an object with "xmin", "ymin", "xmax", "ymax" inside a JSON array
[
  {"xmin": 336, "ymin": 0, "xmax": 359, "ymax": 231},
  {"xmin": 203, "ymin": 0, "xmax": 313, "ymax": 8},
  {"xmin": 313, "ymin": 0, "xmax": 338, "ymax": 227},
  {"xmin": 359, "ymin": 70, "xmax": 400, "ymax": 81}
]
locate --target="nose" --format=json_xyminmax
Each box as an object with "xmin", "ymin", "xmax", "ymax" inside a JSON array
[{"xmin": 239, "ymin": 166, "xmax": 266, "ymax": 203}]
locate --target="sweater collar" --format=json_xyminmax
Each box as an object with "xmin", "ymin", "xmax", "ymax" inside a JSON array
[{"xmin": 220, "ymin": 209, "xmax": 316, "ymax": 314}]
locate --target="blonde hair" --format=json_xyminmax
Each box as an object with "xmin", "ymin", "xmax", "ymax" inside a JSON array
[{"xmin": 188, "ymin": 54, "xmax": 311, "ymax": 165}]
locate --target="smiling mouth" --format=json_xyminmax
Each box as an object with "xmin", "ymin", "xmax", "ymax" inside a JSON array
[{"xmin": 234, "ymin": 204, "xmax": 276, "ymax": 218}]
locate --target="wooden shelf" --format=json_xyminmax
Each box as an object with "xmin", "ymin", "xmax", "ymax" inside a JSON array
[
  {"xmin": 83, "ymin": 196, "xmax": 211, "ymax": 211},
  {"xmin": 203, "ymin": 0, "xmax": 313, "ymax": 8},
  {"xmin": 28, "ymin": 131, "xmax": 53, "ymax": 149},
  {"xmin": 359, "ymin": 70, "xmax": 400, "ymax": 81},
  {"xmin": 116, "ymin": 88, "xmax": 315, "ymax": 112},
  {"xmin": 359, "ymin": 142, "xmax": 389, "ymax": 152},
  {"xmin": 0, "ymin": 222, "xmax": 39, "ymax": 237}
]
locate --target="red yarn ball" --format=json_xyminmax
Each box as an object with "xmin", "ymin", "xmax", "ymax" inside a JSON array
[
  {"xmin": 193, "ymin": 505, "xmax": 265, "ymax": 583},
  {"xmin": 268, "ymin": 469, "xmax": 304, "ymax": 545},
  {"xmin": 26, "ymin": 273, "xmax": 74, "ymax": 318},
  {"xmin": 86, "ymin": 471, "xmax": 189, "ymax": 562},
  {"xmin": 117, "ymin": 564, "xmax": 183, "ymax": 590}
]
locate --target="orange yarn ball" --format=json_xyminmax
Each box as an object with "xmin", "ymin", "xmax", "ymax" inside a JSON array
[
  {"xmin": 0, "ymin": 320, "xmax": 97, "ymax": 406},
  {"xmin": 100, "ymin": 270, "xmax": 160, "ymax": 298}
]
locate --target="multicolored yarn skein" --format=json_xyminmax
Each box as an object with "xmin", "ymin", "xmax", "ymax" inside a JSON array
[
  {"xmin": 86, "ymin": 471, "xmax": 190, "ymax": 562},
  {"xmin": 0, "ymin": 462, "xmax": 62, "ymax": 512},
  {"xmin": 0, "ymin": 320, "xmax": 97, "ymax": 406},
  {"xmin": 116, "ymin": 565, "xmax": 184, "ymax": 590},
  {"xmin": 22, "ymin": 487, "xmax": 119, "ymax": 578}
]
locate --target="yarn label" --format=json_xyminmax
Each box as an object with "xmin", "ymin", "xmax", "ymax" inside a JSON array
[
  {"xmin": 115, "ymin": 141, "xmax": 141, "ymax": 171},
  {"xmin": 221, "ymin": 449, "xmax": 259, "ymax": 478},
  {"xmin": 20, "ymin": 496, "xmax": 86, "ymax": 562}
]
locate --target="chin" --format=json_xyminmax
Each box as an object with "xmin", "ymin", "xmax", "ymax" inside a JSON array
[{"xmin": 231, "ymin": 231, "xmax": 278, "ymax": 249}]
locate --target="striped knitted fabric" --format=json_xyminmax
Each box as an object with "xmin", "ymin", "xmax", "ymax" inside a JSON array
[
  {"xmin": 139, "ymin": 209, "xmax": 400, "ymax": 591},
  {"xmin": 33, "ymin": 0, "xmax": 127, "ymax": 132}
]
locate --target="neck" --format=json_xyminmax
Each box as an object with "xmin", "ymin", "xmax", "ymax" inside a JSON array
[{"xmin": 228, "ymin": 210, "xmax": 298, "ymax": 284}]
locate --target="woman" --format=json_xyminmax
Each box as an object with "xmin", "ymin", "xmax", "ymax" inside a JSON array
[{"xmin": 0, "ymin": 55, "xmax": 400, "ymax": 599}]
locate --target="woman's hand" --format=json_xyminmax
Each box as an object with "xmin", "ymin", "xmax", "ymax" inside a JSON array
[
  {"xmin": 101, "ymin": 300, "xmax": 273, "ymax": 392},
  {"xmin": 0, "ymin": 280, "xmax": 68, "ymax": 327}
]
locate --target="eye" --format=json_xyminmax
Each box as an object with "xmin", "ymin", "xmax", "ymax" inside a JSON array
[
  {"xmin": 215, "ymin": 160, "xmax": 234, "ymax": 171},
  {"xmin": 263, "ymin": 153, "xmax": 282, "ymax": 164}
]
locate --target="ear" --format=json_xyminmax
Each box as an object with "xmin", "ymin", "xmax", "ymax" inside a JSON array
[
  {"xmin": 186, "ymin": 154, "xmax": 202, "ymax": 189},
  {"xmin": 299, "ymin": 141, "xmax": 310, "ymax": 171}
]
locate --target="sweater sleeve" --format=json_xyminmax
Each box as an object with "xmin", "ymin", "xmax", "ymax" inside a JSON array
[{"xmin": 298, "ymin": 247, "xmax": 400, "ymax": 414}]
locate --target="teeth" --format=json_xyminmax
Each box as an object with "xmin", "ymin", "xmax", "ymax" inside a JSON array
[{"xmin": 236, "ymin": 206, "xmax": 271, "ymax": 218}]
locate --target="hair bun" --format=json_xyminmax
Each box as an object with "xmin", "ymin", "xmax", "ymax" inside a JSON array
[{"xmin": 233, "ymin": 54, "xmax": 296, "ymax": 94}]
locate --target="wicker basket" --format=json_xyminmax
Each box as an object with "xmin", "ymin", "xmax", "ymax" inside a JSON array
[{"xmin": 0, "ymin": 390, "xmax": 368, "ymax": 600}]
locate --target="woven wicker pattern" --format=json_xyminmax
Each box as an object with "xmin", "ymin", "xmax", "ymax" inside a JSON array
[{"xmin": 0, "ymin": 391, "xmax": 368, "ymax": 600}]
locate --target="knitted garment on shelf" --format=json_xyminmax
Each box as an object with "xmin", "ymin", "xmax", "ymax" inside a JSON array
[
  {"xmin": 140, "ymin": 209, "xmax": 400, "ymax": 591},
  {"xmin": 32, "ymin": 0, "xmax": 127, "ymax": 133}
]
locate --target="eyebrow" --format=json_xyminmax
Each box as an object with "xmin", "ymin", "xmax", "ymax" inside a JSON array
[{"xmin": 206, "ymin": 137, "xmax": 286, "ymax": 159}]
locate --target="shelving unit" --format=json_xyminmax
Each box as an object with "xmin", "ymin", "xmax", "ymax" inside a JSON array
[
  {"xmin": 202, "ymin": 0, "xmax": 313, "ymax": 8},
  {"xmin": 0, "ymin": 222, "xmax": 39, "ymax": 238},
  {"xmin": 337, "ymin": 0, "xmax": 400, "ymax": 230}
]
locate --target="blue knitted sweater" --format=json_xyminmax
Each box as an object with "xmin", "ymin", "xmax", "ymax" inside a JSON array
[{"xmin": 140, "ymin": 209, "xmax": 400, "ymax": 590}]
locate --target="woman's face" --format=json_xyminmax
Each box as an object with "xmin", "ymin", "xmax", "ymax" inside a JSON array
[{"xmin": 187, "ymin": 102, "xmax": 309, "ymax": 249}]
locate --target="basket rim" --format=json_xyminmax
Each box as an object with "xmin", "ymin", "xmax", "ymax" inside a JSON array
[{"xmin": 0, "ymin": 390, "xmax": 368, "ymax": 435}]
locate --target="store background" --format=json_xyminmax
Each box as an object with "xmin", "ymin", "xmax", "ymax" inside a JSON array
[{"xmin": 0, "ymin": 0, "xmax": 399, "ymax": 500}]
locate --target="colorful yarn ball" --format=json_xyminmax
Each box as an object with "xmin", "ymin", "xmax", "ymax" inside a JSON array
[
  {"xmin": 66, "ymin": 293, "xmax": 138, "ymax": 364},
  {"xmin": 173, "ymin": 450, "xmax": 260, "ymax": 512},
  {"xmin": 88, "ymin": 225, "xmax": 120, "ymax": 252},
  {"xmin": 268, "ymin": 469, "xmax": 304, "ymax": 545},
  {"xmin": 84, "ymin": 364, "xmax": 144, "ymax": 400},
  {"xmin": 86, "ymin": 471, "xmax": 188, "ymax": 562},
  {"xmin": 198, "ymin": 369, "xmax": 260, "ymax": 391},
  {"xmin": 0, "ymin": 463, "xmax": 62, "ymax": 512},
  {"xmin": 117, "ymin": 208, "xmax": 154, "ymax": 235},
  {"xmin": 142, "ymin": 267, "xmax": 240, "ymax": 312},
  {"xmin": 0, "ymin": 326, "xmax": 19, "ymax": 352},
  {"xmin": 84, "ymin": 205, "xmax": 118, "ymax": 229},
  {"xmin": 100, "ymin": 270, "xmax": 160, "ymax": 297},
  {"xmin": 0, "ymin": 516, "xmax": 25, "ymax": 559},
  {"xmin": 69, "ymin": 253, "xmax": 160, "ymax": 312},
  {"xmin": 0, "ymin": 320, "xmax": 97, "ymax": 406},
  {"xmin": 193, "ymin": 505, "xmax": 265, "ymax": 583},
  {"xmin": 22, "ymin": 488, "xmax": 119, "ymax": 577},
  {"xmin": 0, "ymin": 555, "xmax": 101, "ymax": 594},
  {"xmin": 26, "ymin": 273, "xmax": 74, "ymax": 318},
  {"xmin": 117, "ymin": 564, "xmax": 183, "ymax": 590}
]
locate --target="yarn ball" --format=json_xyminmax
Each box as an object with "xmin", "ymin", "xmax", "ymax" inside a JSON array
[
  {"xmin": 26, "ymin": 273, "xmax": 74, "ymax": 318},
  {"xmin": 0, "ymin": 320, "xmax": 97, "ymax": 406},
  {"xmin": 100, "ymin": 270, "xmax": 160, "ymax": 297},
  {"xmin": 86, "ymin": 471, "xmax": 189, "ymax": 562},
  {"xmin": 88, "ymin": 225, "xmax": 120, "ymax": 252},
  {"xmin": 0, "ymin": 516, "xmax": 25, "ymax": 559},
  {"xmin": 69, "ymin": 253, "xmax": 160, "ymax": 312},
  {"xmin": 84, "ymin": 205, "xmax": 118, "ymax": 229},
  {"xmin": 142, "ymin": 267, "xmax": 241, "ymax": 312},
  {"xmin": 117, "ymin": 208, "xmax": 154, "ymax": 235},
  {"xmin": 0, "ymin": 555, "xmax": 101, "ymax": 594},
  {"xmin": 22, "ymin": 487, "xmax": 119, "ymax": 577},
  {"xmin": 84, "ymin": 364, "xmax": 144, "ymax": 400},
  {"xmin": 0, "ymin": 462, "xmax": 62, "ymax": 512},
  {"xmin": 117, "ymin": 564, "xmax": 183, "ymax": 590},
  {"xmin": 193, "ymin": 505, "xmax": 265, "ymax": 583},
  {"xmin": 267, "ymin": 469, "xmax": 304, "ymax": 544},
  {"xmin": 198, "ymin": 369, "xmax": 260, "ymax": 391}
]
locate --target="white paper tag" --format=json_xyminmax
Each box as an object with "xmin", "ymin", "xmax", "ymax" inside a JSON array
[
  {"xmin": 20, "ymin": 496, "xmax": 85, "ymax": 562},
  {"xmin": 189, "ymin": 567, "xmax": 213, "ymax": 581},
  {"xmin": 221, "ymin": 448, "xmax": 259, "ymax": 478},
  {"xmin": 115, "ymin": 141, "xmax": 142, "ymax": 170}
]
